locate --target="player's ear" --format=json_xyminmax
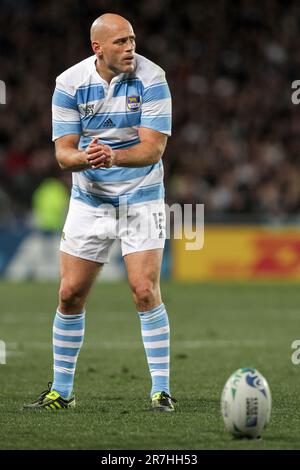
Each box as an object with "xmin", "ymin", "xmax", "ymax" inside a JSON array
[{"xmin": 91, "ymin": 40, "xmax": 102, "ymax": 56}]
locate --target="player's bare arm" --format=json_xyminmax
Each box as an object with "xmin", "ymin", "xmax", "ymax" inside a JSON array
[
  {"xmin": 55, "ymin": 134, "xmax": 112, "ymax": 171},
  {"xmin": 86, "ymin": 127, "xmax": 168, "ymax": 170},
  {"xmin": 112, "ymin": 127, "xmax": 168, "ymax": 168}
]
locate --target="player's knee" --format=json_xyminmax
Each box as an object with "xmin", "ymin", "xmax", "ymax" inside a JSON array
[
  {"xmin": 132, "ymin": 281, "xmax": 157, "ymax": 309},
  {"xmin": 59, "ymin": 284, "xmax": 85, "ymax": 311}
]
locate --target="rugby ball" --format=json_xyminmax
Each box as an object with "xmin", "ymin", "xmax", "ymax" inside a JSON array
[{"xmin": 221, "ymin": 368, "xmax": 271, "ymax": 439}]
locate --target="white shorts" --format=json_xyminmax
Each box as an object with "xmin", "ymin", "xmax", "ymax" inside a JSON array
[{"xmin": 60, "ymin": 198, "xmax": 166, "ymax": 263}]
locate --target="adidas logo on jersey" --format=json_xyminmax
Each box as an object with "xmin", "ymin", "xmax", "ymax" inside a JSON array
[{"xmin": 103, "ymin": 118, "xmax": 115, "ymax": 128}]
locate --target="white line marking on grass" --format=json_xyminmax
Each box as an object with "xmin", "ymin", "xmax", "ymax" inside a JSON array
[
  {"xmin": 176, "ymin": 339, "xmax": 267, "ymax": 348},
  {"xmin": 0, "ymin": 312, "xmax": 127, "ymax": 324},
  {"xmin": 6, "ymin": 339, "xmax": 269, "ymax": 352},
  {"xmin": 6, "ymin": 351, "xmax": 25, "ymax": 357}
]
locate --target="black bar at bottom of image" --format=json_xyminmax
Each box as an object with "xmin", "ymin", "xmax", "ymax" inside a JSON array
[{"xmin": 0, "ymin": 449, "xmax": 296, "ymax": 465}]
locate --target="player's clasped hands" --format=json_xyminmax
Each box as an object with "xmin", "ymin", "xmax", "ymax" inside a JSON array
[{"xmin": 85, "ymin": 137, "xmax": 115, "ymax": 169}]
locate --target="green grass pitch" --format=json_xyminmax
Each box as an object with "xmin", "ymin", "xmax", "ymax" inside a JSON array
[{"xmin": 0, "ymin": 281, "xmax": 300, "ymax": 450}]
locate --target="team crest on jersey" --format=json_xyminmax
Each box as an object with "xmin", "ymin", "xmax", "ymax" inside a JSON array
[
  {"xmin": 127, "ymin": 95, "xmax": 141, "ymax": 111},
  {"xmin": 78, "ymin": 103, "xmax": 95, "ymax": 117}
]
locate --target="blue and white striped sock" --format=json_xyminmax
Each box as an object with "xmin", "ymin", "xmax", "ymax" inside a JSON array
[
  {"xmin": 52, "ymin": 310, "xmax": 85, "ymax": 399},
  {"xmin": 138, "ymin": 303, "xmax": 170, "ymax": 397}
]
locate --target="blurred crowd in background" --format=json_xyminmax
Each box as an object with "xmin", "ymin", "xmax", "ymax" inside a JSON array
[{"xmin": 1, "ymin": 0, "xmax": 300, "ymax": 227}]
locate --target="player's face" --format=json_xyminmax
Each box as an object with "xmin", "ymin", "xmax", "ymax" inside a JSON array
[{"xmin": 101, "ymin": 27, "xmax": 136, "ymax": 75}]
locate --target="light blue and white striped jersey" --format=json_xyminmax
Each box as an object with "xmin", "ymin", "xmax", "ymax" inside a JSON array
[{"xmin": 52, "ymin": 53, "xmax": 172, "ymax": 207}]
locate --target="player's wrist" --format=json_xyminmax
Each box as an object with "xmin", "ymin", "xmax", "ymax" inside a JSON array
[
  {"xmin": 111, "ymin": 150, "xmax": 118, "ymax": 166},
  {"xmin": 81, "ymin": 149, "xmax": 92, "ymax": 166}
]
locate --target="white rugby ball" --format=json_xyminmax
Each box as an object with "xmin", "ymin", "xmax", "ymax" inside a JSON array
[{"xmin": 221, "ymin": 368, "xmax": 271, "ymax": 439}]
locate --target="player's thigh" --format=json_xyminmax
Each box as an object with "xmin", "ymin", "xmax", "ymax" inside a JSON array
[
  {"xmin": 60, "ymin": 251, "xmax": 102, "ymax": 298},
  {"xmin": 120, "ymin": 200, "xmax": 166, "ymax": 289},
  {"xmin": 124, "ymin": 249, "xmax": 163, "ymax": 291},
  {"xmin": 61, "ymin": 198, "xmax": 116, "ymax": 264}
]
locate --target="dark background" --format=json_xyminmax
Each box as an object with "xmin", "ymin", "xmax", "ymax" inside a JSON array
[{"xmin": 1, "ymin": 0, "xmax": 300, "ymax": 224}]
